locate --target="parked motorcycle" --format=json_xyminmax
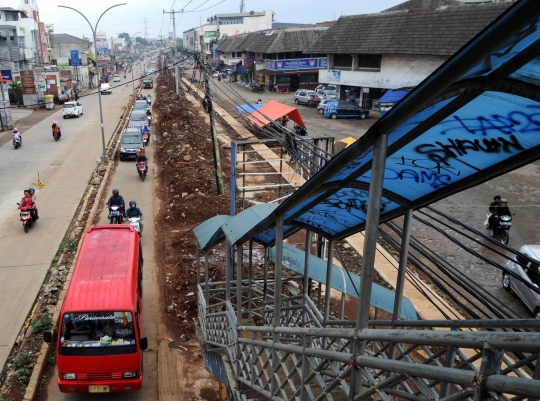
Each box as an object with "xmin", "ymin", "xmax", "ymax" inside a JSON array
[
  {"xmin": 485, "ymin": 213, "xmax": 513, "ymax": 245},
  {"xmin": 251, "ymin": 84, "xmax": 265, "ymax": 93},
  {"xmin": 17, "ymin": 203, "xmax": 34, "ymax": 233},
  {"xmin": 108, "ymin": 205, "xmax": 124, "ymax": 224},
  {"xmin": 137, "ymin": 161, "xmax": 147, "ymax": 181},
  {"xmin": 13, "ymin": 137, "xmax": 21, "ymax": 149},
  {"xmin": 128, "ymin": 217, "xmax": 142, "ymax": 235}
]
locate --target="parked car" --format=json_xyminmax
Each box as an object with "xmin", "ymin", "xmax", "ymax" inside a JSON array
[
  {"xmin": 113, "ymin": 75, "xmax": 120, "ymax": 82},
  {"xmin": 503, "ymin": 245, "xmax": 540, "ymax": 318},
  {"xmin": 120, "ymin": 127, "xmax": 145, "ymax": 161},
  {"xmin": 294, "ymin": 90, "xmax": 321, "ymax": 107},
  {"xmin": 133, "ymin": 100, "xmax": 149, "ymax": 110},
  {"xmin": 128, "ymin": 110, "xmax": 148, "ymax": 131},
  {"xmin": 62, "ymin": 101, "xmax": 83, "ymax": 119},
  {"xmin": 100, "ymin": 83, "xmax": 112, "ymax": 95},
  {"xmin": 317, "ymin": 89, "xmax": 338, "ymax": 100},
  {"xmin": 316, "ymin": 84, "xmax": 337, "ymax": 92},
  {"xmin": 317, "ymin": 99, "xmax": 334, "ymax": 115},
  {"xmin": 142, "ymin": 78, "xmax": 153, "ymax": 89},
  {"xmin": 57, "ymin": 93, "xmax": 70, "ymax": 104},
  {"xmin": 324, "ymin": 101, "xmax": 369, "ymax": 119}
]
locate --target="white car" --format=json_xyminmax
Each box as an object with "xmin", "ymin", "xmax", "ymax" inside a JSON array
[
  {"xmin": 113, "ymin": 75, "xmax": 120, "ymax": 82},
  {"xmin": 100, "ymin": 83, "xmax": 112, "ymax": 95},
  {"xmin": 62, "ymin": 101, "xmax": 83, "ymax": 119}
]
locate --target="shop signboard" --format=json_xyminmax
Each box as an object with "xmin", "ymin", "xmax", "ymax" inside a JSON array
[
  {"xmin": 204, "ymin": 31, "xmax": 217, "ymax": 37},
  {"xmin": 327, "ymin": 69, "xmax": 341, "ymax": 82},
  {"xmin": 244, "ymin": 57, "xmax": 254, "ymax": 68},
  {"xmin": 20, "ymin": 70, "xmax": 36, "ymax": 94},
  {"xmin": 1, "ymin": 70, "xmax": 12, "ymax": 81},
  {"xmin": 268, "ymin": 57, "xmax": 329, "ymax": 71},
  {"xmin": 97, "ymin": 56, "xmax": 110, "ymax": 65}
]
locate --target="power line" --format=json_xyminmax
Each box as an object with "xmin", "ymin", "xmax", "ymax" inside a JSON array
[{"xmin": 183, "ymin": 0, "xmax": 226, "ymax": 13}]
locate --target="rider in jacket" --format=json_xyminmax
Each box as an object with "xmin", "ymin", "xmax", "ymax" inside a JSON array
[
  {"xmin": 125, "ymin": 200, "xmax": 143, "ymax": 235},
  {"xmin": 52, "ymin": 121, "xmax": 61, "ymax": 138},
  {"xmin": 136, "ymin": 147, "xmax": 148, "ymax": 174},
  {"xmin": 489, "ymin": 197, "xmax": 511, "ymax": 237},
  {"xmin": 106, "ymin": 189, "xmax": 125, "ymax": 220}
]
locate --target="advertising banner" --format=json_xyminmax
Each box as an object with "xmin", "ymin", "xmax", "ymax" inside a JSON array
[
  {"xmin": 20, "ymin": 70, "xmax": 36, "ymax": 94},
  {"xmin": 38, "ymin": 22, "xmax": 48, "ymax": 64},
  {"xmin": 1, "ymin": 70, "xmax": 12, "ymax": 81},
  {"xmin": 57, "ymin": 57, "xmax": 69, "ymax": 68},
  {"xmin": 96, "ymin": 31, "xmax": 108, "ymax": 54},
  {"xmin": 274, "ymin": 58, "xmax": 319, "ymax": 70},
  {"xmin": 204, "ymin": 31, "xmax": 217, "ymax": 37},
  {"xmin": 70, "ymin": 50, "xmax": 80, "ymax": 66},
  {"xmin": 244, "ymin": 57, "xmax": 254, "ymax": 68},
  {"xmin": 327, "ymin": 69, "xmax": 341, "ymax": 82}
]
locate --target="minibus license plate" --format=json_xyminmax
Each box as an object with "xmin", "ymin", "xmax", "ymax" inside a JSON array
[{"xmin": 89, "ymin": 385, "xmax": 110, "ymax": 393}]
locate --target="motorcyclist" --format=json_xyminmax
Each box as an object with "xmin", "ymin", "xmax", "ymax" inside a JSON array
[
  {"xmin": 142, "ymin": 123, "xmax": 150, "ymax": 139},
  {"xmin": 106, "ymin": 189, "xmax": 125, "ymax": 221},
  {"xmin": 489, "ymin": 195, "xmax": 501, "ymax": 214},
  {"xmin": 52, "ymin": 121, "xmax": 61, "ymax": 138},
  {"xmin": 18, "ymin": 189, "xmax": 37, "ymax": 221},
  {"xmin": 125, "ymin": 200, "xmax": 143, "ymax": 236},
  {"xmin": 12, "ymin": 127, "xmax": 21, "ymax": 146},
  {"xmin": 28, "ymin": 187, "xmax": 39, "ymax": 220},
  {"xmin": 489, "ymin": 197, "xmax": 511, "ymax": 237},
  {"xmin": 136, "ymin": 147, "xmax": 148, "ymax": 174}
]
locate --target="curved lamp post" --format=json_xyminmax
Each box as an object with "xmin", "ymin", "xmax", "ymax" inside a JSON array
[{"xmin": 58, "ymin": 4, "xmax": 126, "ymax": 163}]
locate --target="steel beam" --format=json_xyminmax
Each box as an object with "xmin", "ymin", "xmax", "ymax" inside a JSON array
[
  {"xmin": 196, "ymin": 243, "xmax": 200, "ymax": 286},
  {"xmin": 323, "ymin": 239, "xmax": 335, "ymax": 322},
  {"xmin": 225, "ymin": 243, "xmax": 231, "ymax": 301},
  {"xmin": 248, "ymin": 240, "xmax": 253, "ymax": 321},
  {"xmin": 237, "ymin": 242, "xmax": 243, "ymax": 324},
  {"xmin": 351, "ymin": 133, "xmax": 389, "ymax": 399},
  {"xmin": 204, "ymin": 251, "xmax": 209, "ymax": 304},
  {"xmin": 302, "ymin": 230, "xmax": 312, "ymax": 326},
  {"xmin": 271, "ymin": 215, "xmax": 284, "ymax": 397},
  {"xmin": 473, "ymin": 347, "xmax": 503, "ymax": 401},
  {"xmin": 392, "ymin": 208, "xmax": 413, "ymax": 321}
]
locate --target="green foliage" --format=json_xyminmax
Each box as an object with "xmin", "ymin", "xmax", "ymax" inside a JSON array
[
  {"xmin": 10, "ymin": 353, "xmax": 32, "ymax": 386},
  {"xmin": 31, "ymin": 315, "xmax": 52, "ymax": 334},
  {"xmin": 59, "ymin": 233, "xmax": 77, "ymax": 253},
  {"xmin": 136, "ymin": 37, "xmax": 149, "ymax": 46},
  {"xmin": 8, "ymin": 81, "xmax": 22, "ymax": 105},
  {"xmin": 176, "ymin": 41, "xmax": 184, "ymax": 53}
]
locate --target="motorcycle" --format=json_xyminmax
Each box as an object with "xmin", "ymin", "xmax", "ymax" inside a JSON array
[
  {"xmin": 147, "ymin": 97, "xmax": 152, "ymax": 106},
  {"xmin": 13, "ymin": 137, "xmax": 21, "ymax": 149},
  {"xmin": 128, "ymin": 217, "xmax": 142, "ymax": 236},
  {"xmin": 485, "ymin": 213, "xmax": 513, "ymax": 245},
  {"xmin": 108, "ymin": 205, "xmax": 124, "ymax": 224},
  {"xmin": 147, "ymin": 114, "xmax": 153, "ymax": 125},
  {"xmin": 251, "ymin": 84, "xmax": 265, "ymax": 93},
  {"xmin": 17, "ymin": 203, "xmax": 35, "ymax": 233},
  {"xmin": 137, "ymin": 161, "xmax": 147, "ymax": 181},
  {"xmin": 142, "ymin": 131, "xmax": 150, "ymax": 145},
  {"xmin": 53, "ymin": 130, "xmax": 61, "ymax": 141}
]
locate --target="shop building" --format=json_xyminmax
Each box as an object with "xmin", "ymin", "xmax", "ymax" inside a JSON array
[
  {"xmin": 216, "ymin": 27, "xmax": 327, "ymax": 92},
  {"xmin": 306, "ymin": 2, "xmax": 511, "ymax": 110}
]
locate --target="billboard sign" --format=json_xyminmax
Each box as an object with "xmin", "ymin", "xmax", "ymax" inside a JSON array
[
  {"xmin": 1, "ymin": 70, "xmax": 12, "ymax": 81},
  {"xmin": 57, "ymin": 57, "xmax": 69, "ymax": 68},
  {"xmin": 244, "ymin": 57, "xmax": 254, "ymax": 68},
  {"xmin": 70, "ymin": 50, "xmax": 80, "ymax": 66},
  {"xmin": 271, "ymin": 58, "xmax": 327, "ymax": 71},
  {"xmin": 204, "ymin": 31, "xmax": 217, "ymax": 37},
  {"xmin": 95, "ymin": 31, "xmax": 108, "ymax": 54},
  {"xmin": 327, "ymin": 69, "xmax": 341, "ymax": 82}
]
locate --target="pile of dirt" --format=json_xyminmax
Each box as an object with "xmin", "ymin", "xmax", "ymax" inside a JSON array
[{"xmin": 154, "ymin": 75, "xmax": 231, "ymax": 340}]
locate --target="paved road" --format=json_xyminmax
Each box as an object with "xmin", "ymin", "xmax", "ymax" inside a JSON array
[{"xmin": 0, "ymin": 69, "xmax": 139, "ymax": 370}]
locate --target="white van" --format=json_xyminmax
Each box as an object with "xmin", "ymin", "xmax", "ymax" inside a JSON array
[{"xmin": 100, "ymin": 83, "xmax": 112, "ymax": 95}]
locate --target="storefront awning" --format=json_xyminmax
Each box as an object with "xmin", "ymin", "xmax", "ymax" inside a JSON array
[
  {"xmin": 247, "ymin": 100, "xmax": 306, "ymax": 129},
  {"xmin": 377, "ymin": 89, "xmax": 411, "ymax": 105}
]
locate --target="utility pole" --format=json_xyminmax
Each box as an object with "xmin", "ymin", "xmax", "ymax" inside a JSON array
[
  {"xmin": 144, "ymin": 17, "xmax": 148, "ymax": 40},
  {"xmin": 163, "ymin": 9, "xmax": 180, "ymax": 99},
  {"xmin": 199, "ymin": 35, "xmax": 224, "ymax": 195}
]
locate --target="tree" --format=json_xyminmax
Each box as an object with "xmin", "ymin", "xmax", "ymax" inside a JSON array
[
  {"xmin": 8, "ymin": 81, "xmax": 22, "ymax": 105},
  {"xmin": 176, "ymin": 40, "xmax": 184, "ymax": 53},
  {"xmin": 118, "ymin": 32, "xmax": 131, "ymax": 40},
  {"xmin": 136, "ymin": 37, "xmax": 149, "ymax": 46}
]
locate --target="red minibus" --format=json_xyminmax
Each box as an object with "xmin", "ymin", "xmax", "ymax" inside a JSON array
[{"xmin": 44, "ymin": 225, "xmax": 146, "ymax": 393}]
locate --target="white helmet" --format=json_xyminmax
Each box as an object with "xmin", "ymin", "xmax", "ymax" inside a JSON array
[
  {"xmin": 13, "ymin": 127, "xmax": 18, "ymax": 132},
  {"xmin": 53, "ymin": 120, "xmax": 58, "ymax": 125}
]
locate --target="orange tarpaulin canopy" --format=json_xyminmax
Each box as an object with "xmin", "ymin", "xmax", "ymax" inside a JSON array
[{"xmin": 247, "ymin": 100, "xmax": 306, "ymax": 128}]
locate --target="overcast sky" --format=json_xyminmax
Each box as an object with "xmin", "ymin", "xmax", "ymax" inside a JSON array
[{"xmin": 6, "ymin": 0, "xmax": 404, "ymax": 41}]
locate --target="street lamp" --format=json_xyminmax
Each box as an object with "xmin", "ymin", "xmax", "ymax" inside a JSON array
[{"xmin": 58, "ymin": 4, "xmax": 126, "ymax": 163}]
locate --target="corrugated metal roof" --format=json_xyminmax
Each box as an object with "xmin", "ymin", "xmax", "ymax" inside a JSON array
[{"xmin": 192, "ymin": 215, "xmax": 231, "ymax": 251}]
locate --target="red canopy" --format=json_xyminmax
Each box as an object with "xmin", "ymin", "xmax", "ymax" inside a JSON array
[{"xmin": 247, "ymin": 100, "xmax": 306, "ymax": 128}]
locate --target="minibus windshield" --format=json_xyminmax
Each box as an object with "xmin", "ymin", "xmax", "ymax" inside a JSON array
[{"xmin": 59, "ymin": 312, "xmax": 137, "ymax": 356}]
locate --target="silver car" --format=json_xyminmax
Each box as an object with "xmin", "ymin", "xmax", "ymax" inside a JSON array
[
  {"xmin": 294, "ymin": 90, "xmax": 319, "ymax": 106},
  {"xmin": 317, "ymin": 99, "xmax": 334, "ymax": 115},
  {"xmin": 503, "ymin": 244, "xmax": 540, "ymax": 318}
]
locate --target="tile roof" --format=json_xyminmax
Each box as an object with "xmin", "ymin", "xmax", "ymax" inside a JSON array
[
  {"xmin": 305, "ymin": 3, "xmax": 512, "ymax": 56},
  {"xmin": 215, "ymin": 28, "xmax": 328, "ymax": 54},
  {"xmin": 51, "ymin": 33, "xmax": 92, "ymax": 46},
  {"xmin": 383, "ymin": 0, "xmax": 461, "ymax": 12}
]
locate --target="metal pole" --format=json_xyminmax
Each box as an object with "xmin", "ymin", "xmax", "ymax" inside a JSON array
[
  {"xmin": 271, "ymin": 215, "xmax": 284, "ymax": 397},
  {"xmin": 58, "ymin": 3, "xmax": 126, "ymax": 163},
  {"xmin": 230, "ymin": 142, "xmax": 237, "ymax": 216},
  {"xmin": 392, "ymin": 208, "xmax": 413, "ymax": 322},
  {"xmin": 237, "ymin": 242, "xmax": 243, "ymax": 325},
  {"xmin": 302, "ymin": 230, "xmax": 312, "ymax": 326},
  {"xmin": 196, "ymin": 243, "xmax": 200, "ymax": 286},
  {"xmin": 473, "ymin": 347, "xmax": 504, "ymax": 401},
  {"xmin": 204, "ymin": 251, "xmax": 209, "ymax": 305},
  {"xmin": 350, "ymin": 133, "xmax": 388, "ymax": 399},
  {"xmin": 324, "ymin": 239, "xmax": 334, "ymax": 322},
  {"xmin": 300, "ymin": 334, "xmax": 311, "ymax": 401},
  {"xmin": 248, "ymin": 240, "xmax": 253, "ymax": 321},
  {"xmin": 172, "ymin": 12, "xmax": 179, "ymax": 99},
  {"xmin": 225, "ymin": 243, "xmax": 231, "ymax": 302},
  {"xmin": 263, "ymin": 246, "xmax": 269, "ymax": 306}
]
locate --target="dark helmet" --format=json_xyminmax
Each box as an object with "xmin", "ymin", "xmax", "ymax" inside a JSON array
[
  {"xmin": 112, "ymin": 189, "xmax": 119, "ymax": 196},
  {"xmin": 129, "ymin": 200, "xmax": 137, "ymax": 209},
  {"xmin": 28, "ymin": 187, "xmax": 35, "ymax": 195},
  {"xmin": 494, "ymin": 195, "xmax": 501, "ymax": 201}
]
